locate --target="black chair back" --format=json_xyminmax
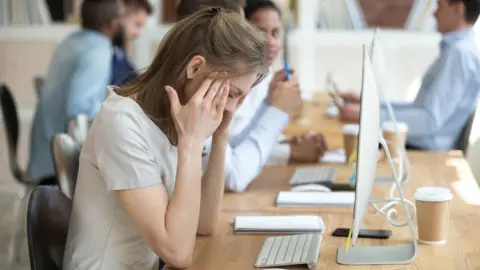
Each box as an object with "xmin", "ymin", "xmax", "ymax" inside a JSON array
[
  {"xmin": 27, "ymin": 186, "xmax": 72, "ymax": 270},
  {"xmin": 0, "ymin": 84, "xmax": 22, "ymax": 180},
  {"xmin": 455, "ymin": 112, "xmax": 476, "ymax": 153}
]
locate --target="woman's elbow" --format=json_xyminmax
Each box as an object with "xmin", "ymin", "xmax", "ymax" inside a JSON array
[
  {"xmin": 161, "ymin": 249, "xmax": 193, "ymax": 269},
  {"xmin": 197, "ymin": 224, "xmax": 216, "ymax": 236}
]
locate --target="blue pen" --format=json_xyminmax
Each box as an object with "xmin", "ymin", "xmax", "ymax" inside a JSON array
[
  {"xmin": 284, "ymin": 59, "xmax": 291, "ymax": 81},
  {"xmin": 349, "ymin": 171, "xmax": 356, "ymax": 186}
]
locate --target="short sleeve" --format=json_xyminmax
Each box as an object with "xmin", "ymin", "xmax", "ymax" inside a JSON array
[{"xmin": 95, "ymin": 112, "xmax": 163, "ymax": 191}]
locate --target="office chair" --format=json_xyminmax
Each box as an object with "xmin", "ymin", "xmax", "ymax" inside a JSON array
[
  {"xmin": 0, "ymin": 84, "xmax": 57, "ymax": 268},
  {"xmin": 67, "ymin": 114, "xmax": 90, "ymax": 145},
  {"xmin": 454, "ymin": 112, "xmax": 476, "ymax": 154},
  {"xmin": 33, "ymin": 77, "xmax": 44, "ymax": 98},
  {"xmin": 51, "ymin": 133, "xmax": 80, "ymax": 199},
  {"xmin": 27, "ymin": 186, "xmax": 72, "ymax": 270}
]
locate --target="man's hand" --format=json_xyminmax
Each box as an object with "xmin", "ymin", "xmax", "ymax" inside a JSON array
[
  {"xmin": 338, "ymin": 103, "xmax": 361, "ymax": 123},
  {"xmin": 267, "ymin": 69, "xmax": 303, "ymax": 120},
  {"xmin": 340, "ymin": 91, "xmax": 361, "ymax": 104},
  {"xmin": 289, "ymin": 132, "xmax": 328, "ymax": 163}
]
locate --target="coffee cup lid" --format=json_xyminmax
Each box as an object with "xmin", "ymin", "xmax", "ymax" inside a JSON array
[
  {"xmin": 343, "ymin": 124, "xmax": 359, "ymax": 135},
  {"xmin": 414, "ymin": 187, "xmax": 453, "ymax": 202},
  {"xmin": 382, "ymin": 121, "xmax": 408, "ymax": 132}
]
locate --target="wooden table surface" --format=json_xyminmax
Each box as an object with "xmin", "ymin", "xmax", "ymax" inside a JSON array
[{"xmin": 184, "ymin": 94, "xmax": 480, "ymax": 269}]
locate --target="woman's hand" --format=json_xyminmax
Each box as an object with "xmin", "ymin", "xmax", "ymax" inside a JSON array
[
  {"xmin": 165, "ymin": 75, "xmax": 230, "ymax": 142},
  {"xmin": 267, "ymin": 69, "xmax": 303, "ymax": 120},
  {"xmin": 213, "ymin": 111, "xmax": 234, "ymax": 138},
  {"xmin": 289, "ymin": 132, "xmax": 328, "ymax": 163}
]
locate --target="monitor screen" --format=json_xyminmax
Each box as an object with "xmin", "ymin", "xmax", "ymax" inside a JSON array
[{"xmin": 351, "ymin": 45, "xmax": 381, "ymax": 245}]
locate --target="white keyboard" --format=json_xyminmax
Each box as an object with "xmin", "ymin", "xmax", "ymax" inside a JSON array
[
  {"xmin": 255, "ymin": 233, "xmax": 323, "ymax": 269},
  {"xmin": 290, "ymin": 166, "xmax": 336, "ymax": 185}
]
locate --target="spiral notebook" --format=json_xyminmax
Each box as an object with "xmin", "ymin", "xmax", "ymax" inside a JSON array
[{"xmin": 233, "ymin": 215, "xmax": 325, "ymax": 235}]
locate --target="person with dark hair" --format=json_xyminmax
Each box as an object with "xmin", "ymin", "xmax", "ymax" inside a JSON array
[
  {"xmin": 175, "ymin": 0, "xmax": 326, "ymax": 193},
  {"xmin": 111, "ymin": 0, "xmax": 153, "ymax": 86},
  {"xmin": 176, "ymin": 0, "xmax": 246, "ymax": 20},
  {"xmin": 27, "ymin": 0, "xmax": 124, "ymax": 182},
  {"xmin": 339, "ymin": 0, "xmax": 480, "ymax": 151}
]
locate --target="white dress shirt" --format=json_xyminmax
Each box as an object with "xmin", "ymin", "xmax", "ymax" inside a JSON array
[{"xmin": 202, "ymin": 70, "xmax": 291, "ymax": 192}]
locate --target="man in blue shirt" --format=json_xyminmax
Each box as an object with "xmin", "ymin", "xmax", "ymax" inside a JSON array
[
  {"xmin": 27, "ymin": 0, "xmax": 124, "ymax": 181},
  {"xmin": 111, "ymin": 0, "xmax": 152, "ymax": 86},
  {"xmin": 338, "ymin": 0, "xmax": 480, "ymax": 151}
]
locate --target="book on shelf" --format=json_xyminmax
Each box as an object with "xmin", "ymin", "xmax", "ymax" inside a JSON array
[
  {"xmin": 317, "ymin": 0, "xmax": 366, "ymax": 29},
  {"xmin": 2, "ymin": 0, "xmax": 51, "ymax": 25}
]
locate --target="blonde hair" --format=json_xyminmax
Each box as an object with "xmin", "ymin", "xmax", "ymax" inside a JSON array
[{"xmin": 116, "ymin": 7, "xmax": 268, "ymax": 144}]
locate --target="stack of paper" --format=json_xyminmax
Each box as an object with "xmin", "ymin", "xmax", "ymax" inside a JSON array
[
  {"xmin": 276, "ymin": 191, "xmax": 355, "ymax": 207},
  {"xmin": 234, "ymin": 215, "xmax": 325, "ymax": 234},
  {"xmin": 321, "ymin": 148, "xmax": 346, "ymax": 163}
]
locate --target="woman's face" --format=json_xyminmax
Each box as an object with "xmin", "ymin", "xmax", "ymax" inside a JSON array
[
  {"xmin": 248, "ymin": 8, "xmax": 282, "ymax": 67},
  {"xmin": 183, "ymin": 57, "xmax": 258, "ymax": 113}
]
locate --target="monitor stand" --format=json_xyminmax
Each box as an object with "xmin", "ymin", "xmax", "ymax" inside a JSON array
[{"xmin": 337, "ymin": 138, "xmax": 418, "ymax": 265}]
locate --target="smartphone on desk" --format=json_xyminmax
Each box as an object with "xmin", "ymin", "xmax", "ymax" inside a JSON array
[
  {"xmin": 332, "ymin": 228, "xmax": 392, "ymax": 239},
  {"xmin": 322, "ymin": 182, "xmax": 355, "ymax": 192}
]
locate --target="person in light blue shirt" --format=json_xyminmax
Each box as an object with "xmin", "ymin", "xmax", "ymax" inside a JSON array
[
  {"xmin": 338, "ymin": 0, "xmax": 480, "ymax": 151},
  {"xmin": 27, "ymin": 0, "xmax": 124, "ymax": 181}
]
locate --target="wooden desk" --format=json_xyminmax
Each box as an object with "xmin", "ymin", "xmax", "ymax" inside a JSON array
[
  {"xmin": 188, "ymin": 210, "xmax": 479, "ymax": 270},
  {"xmin": 222, "ymin": 152, "xmax": 479, "ymax": 215},
  {"xmin": 191, "ymin": 151, "xmax": 480, "ymax": 269},
  {"xmin": 182, "ymin": 93, "xmax": 480, "ymax": 269}
]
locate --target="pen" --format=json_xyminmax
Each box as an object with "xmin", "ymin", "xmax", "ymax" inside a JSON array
[
  {"xmin": 346, "ymin": 228, "xmax": 352, "ymax": 253},
  {"xmin": 284, "ymin": 59, "xmax": 291, "ymax": 81}
]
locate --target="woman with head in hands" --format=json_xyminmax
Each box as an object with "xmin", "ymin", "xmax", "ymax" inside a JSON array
[{"xmin": 63, "ymin": 7, "xmax": 267, "ymax": 270}]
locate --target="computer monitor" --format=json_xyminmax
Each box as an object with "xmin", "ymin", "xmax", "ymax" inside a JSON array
[
  {"xmin": 336, "ymin": 45, "xmax": 417, "ymax": 265},
  {"xmin": 351, "ymin": 45, "xmax": 381, "ymax": 246}
]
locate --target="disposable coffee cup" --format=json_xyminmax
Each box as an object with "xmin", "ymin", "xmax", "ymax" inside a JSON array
[
  {"xmin": 414, "ymin": 187, "xmax": 453, "ymax": 245},
  {"xmin": 343, "ymin": 124, "xmax": 359, "ymax": 163},
  {"xmin": 382, "ymin": 121, "xmax": 408, "ymax": 159}
]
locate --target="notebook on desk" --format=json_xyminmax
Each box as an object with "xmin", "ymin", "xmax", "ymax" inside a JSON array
[
  {"xmin": 276, "ymin": 191, "xmax": 355, "ymax": 207},
  {"xmin": 234, "ymin": 215, "xmax": 325, "ymax": 234}
]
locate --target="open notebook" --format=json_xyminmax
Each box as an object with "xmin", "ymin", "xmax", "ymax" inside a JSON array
[
  {"xmin": 276, "ymin": 191, "xmax": 355, "ymax": 207},
  {"xmin": 234, "ymin": 215, "xmax": 325, "ymax": 235}
]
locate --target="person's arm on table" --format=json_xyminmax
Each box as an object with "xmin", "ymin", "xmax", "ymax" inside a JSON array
[
  {"xmin": 266, "ymin": 132, "xmax": 328, "ymax": 166},
  {"xmin": 116, "ymin": 135, "xmax": 203, "ymax": 269},
  {"xmin": 66, "ymin": 47, "xmax": 112, "ymax": 119},
  {"xmin": 197, "ymin": 112, "xmax": 232, "ymax": 235}
]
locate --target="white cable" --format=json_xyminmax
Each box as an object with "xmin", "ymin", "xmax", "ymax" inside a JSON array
[
  {"xmin": 382, "ymin": 138, "xmax": 406, "ymax": 198},
  {"xmin": 368, "ymin": 137, "xmax": 417, "ymax": 227}
]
